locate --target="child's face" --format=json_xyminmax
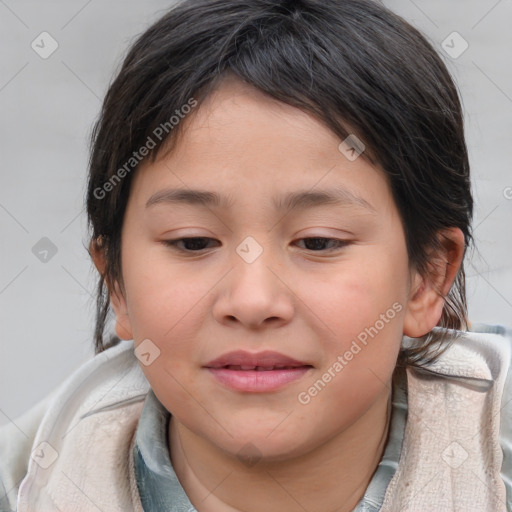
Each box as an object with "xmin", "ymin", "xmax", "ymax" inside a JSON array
[{"xmin": 113, "ymin": 78, "xmax": 420, "ymax": 460}]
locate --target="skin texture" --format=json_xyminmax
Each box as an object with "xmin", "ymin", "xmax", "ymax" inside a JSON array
[{"xmin": 92, "ymin": 77, "xmax": 465, "ymax": 512}]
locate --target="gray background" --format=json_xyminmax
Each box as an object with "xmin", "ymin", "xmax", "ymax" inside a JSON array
[{"xmin": 0, "ymin": 0, "xmax": 511, "ymax": 427}]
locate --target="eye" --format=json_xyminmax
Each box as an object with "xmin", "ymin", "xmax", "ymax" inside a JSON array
[
  {"xmin": 162, "ymin": 237, "xmax": 220, "ymax": 252},
  {"xmin": 295, "ymin": 237, "xmax": 350, "ymax": 252},
  {"xmin": 162, "ymin": 236, "xmax": 350, "ymax": 254}
]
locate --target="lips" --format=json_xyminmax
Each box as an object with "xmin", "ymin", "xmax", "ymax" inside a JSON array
[
  {"xmin": 204, "ymin": 350, "xmax": 311, "ymax": 370},
  {"xmin": 204, "ymin": 350, "xmax": 313, "ymax": 392},
  {"xmin": 217, "ymin": 365, "xmax": 300, "ymax": 371}
]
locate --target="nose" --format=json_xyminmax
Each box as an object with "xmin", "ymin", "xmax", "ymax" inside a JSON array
[{"xmin": 212, "ymin": 247, "xmax": 295, "ymax": 330}]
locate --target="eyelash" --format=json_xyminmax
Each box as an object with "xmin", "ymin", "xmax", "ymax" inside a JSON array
[{"xmin": 162, "ymin": 237, "xmax": 350, "ymax": 253}]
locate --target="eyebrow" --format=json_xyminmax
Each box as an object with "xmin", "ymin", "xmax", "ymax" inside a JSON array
[{"xmin": 145, "ymin": 187, "xmax": 376, "ymax": 214}]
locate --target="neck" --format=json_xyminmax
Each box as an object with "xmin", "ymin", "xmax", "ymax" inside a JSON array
[{"xmin": 169, "ymin": 387, "xmax": 392, "ymax": 512}]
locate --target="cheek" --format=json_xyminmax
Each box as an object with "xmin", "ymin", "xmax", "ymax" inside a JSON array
[
  {"xmin": 298, "ymin": 255, "xmax": 408, "ymax": 341},
  {"xmin": 121, "ymin": 250, "xmax": 219, "ymax": 405},
  {"xmin": 122, "ymin": 247, "xmax": 212, "ymax": 342},
  {"xmin": 292, "ymin": 268, "xmax": 405, "ymax": 434},
  {"xmin": 292, "ymin": 244, "xmax": 409, "ymax": 399}
]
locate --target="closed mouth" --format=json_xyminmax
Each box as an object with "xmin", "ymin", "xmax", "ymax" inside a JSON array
[
  {"xmin": 215, "ymin": 364, "xmax": 311, "ymax": 371},
  {"xmin": 204, "ymin": 350, "xmax": 312, "ymax": 370}
]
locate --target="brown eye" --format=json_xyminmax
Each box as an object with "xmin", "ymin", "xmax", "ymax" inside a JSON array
[
  {"xmin": 163, "ymin": 237, "xmax": 220, "ymax": 252},
  {"xmin": 295, "ymin": 238, "xmax": 350, "ymax": 252}
]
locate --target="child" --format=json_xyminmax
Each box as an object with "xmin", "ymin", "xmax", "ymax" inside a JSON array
[{"xmin": 1, "ymin": 0, "xmax": 511, "ymax": 510}]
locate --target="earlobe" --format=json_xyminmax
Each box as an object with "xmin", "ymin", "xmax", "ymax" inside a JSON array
[{"xmin": 403, "ymin": 228, "xmax": 465, "ymax": 338}]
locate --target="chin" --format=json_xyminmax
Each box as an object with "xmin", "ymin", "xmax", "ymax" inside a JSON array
[{"xmin": 214, "ymin": 429, "xmax": 314, "ymax": 466}]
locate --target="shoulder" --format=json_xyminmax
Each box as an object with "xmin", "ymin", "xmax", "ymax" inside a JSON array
[
  {"xmin": 0, "ymin": 339, "xmax": 149, "ymax": 511},
  {"xmin": 383, "ymin": 324, "xmax": 512, "ymax": 511},
  {"xmin": 0, "ymin": 391, "xmax": 54, "ymax": 511},
  {"xmin": 458, "ymin": 323, "xmax": 512, "ymax": 511},
  {"xmin": 470, "ymin": 324, "xmax": 512, "ymax": 511}
]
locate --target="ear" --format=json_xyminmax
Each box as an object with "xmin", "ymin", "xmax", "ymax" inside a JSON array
[
  {"xmin": 89, "ymin": 238, "xmax": 134, "ymax": 340},
  {"xmin": 403, "ymin": 227, "xmax": 465, "ymax": 338}
]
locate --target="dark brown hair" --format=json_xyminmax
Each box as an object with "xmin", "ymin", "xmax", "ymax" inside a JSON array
[{"xmin": 86, "ymin": 0, "xmax": 473, "ymax": 367}]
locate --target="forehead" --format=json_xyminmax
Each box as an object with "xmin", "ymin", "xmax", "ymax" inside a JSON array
[
  {"xmin": 182, "ymin": 78, "xmax": 334, "ymax": 158},
  {"xmin": 131, "ymin": 78, "xmax": 393, "ymax": 217}
]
